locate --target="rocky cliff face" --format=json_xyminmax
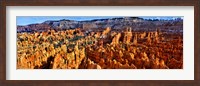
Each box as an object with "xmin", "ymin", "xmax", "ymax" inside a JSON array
[{"xmin": 17, "ymin": 24, "xmax": 51, "ymax": 33}]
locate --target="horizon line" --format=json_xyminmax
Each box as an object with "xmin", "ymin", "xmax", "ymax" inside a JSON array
[{"xmin": 17, "ymin": 16, "xmax": 183, "ymax": 26}]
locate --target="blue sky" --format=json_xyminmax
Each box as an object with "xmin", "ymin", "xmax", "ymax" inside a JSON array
[{"xmin": 17, "ymin": 16, "xmax": 183, "ymax": 26}]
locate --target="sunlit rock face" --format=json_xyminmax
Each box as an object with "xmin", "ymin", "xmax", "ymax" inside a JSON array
[
  {"xmin": 17, "ymin": 17, "xmax": 183, "ymax": 69},
  {"xmin": 111, "ymin": 33, "xmax": 121, "ymax": 45},
  {"xmin": 146, "ymin": 32, "xmax": 151, "ymax": 44},
  {"xmin": 102, "ymin": 27, "xmax": 111, "ymax": 37},
  {"xmin": 132, "ymin": 33, "xmax": 138, "ymax": 45},
  {"xmin": 123, "ymin": 27, "xmax": 132, "ymax": 44}
]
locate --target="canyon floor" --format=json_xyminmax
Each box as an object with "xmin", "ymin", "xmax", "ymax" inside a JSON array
[{"xmin": 17, "ymin": 26, "xmax": 183, "ymax": 69}]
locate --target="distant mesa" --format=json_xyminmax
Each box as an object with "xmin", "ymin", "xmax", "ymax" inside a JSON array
[{"xmin": 17, "ymin": 17, "xmax": 183, "ymax": 33}]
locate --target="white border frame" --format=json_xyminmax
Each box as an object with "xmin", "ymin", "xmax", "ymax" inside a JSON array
[{"xmin": 6, "ymin": 6, "xmax": 194, "ymax": 80}]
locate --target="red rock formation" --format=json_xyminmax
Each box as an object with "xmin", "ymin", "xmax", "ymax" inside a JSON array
[
  {"xmin": 102, "ymin": 27, "xmax": 111, "ymax": 37},
  {"xmin": 123, "ymin": 27, "xmax": 132, "ymax": 44},
  {"xmin": 133, "ymin": 34, "xmax": 138, "ymax": 45},
  {"xmin": 147, "ymin": 32, "xmax": 151, "ymax": 44},
  {"xmin": 168, "ymin": 58, "xmax": 182, "ymax": 69},
  {"xmin": 17, "ymin": 26, "xmax": 183, "ymax": 69},
  {"xmin": 111, "ymin": 33, "xmax": 121, "ymax": 45}
]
